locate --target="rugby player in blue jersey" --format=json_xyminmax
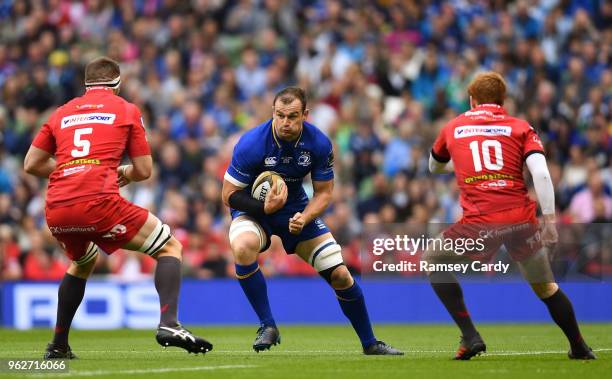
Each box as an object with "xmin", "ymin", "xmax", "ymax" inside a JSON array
[{"xmin": 221, "ymin": 87, "xmax": 402, "ymax": 355}]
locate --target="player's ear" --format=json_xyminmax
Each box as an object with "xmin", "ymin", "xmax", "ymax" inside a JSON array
[{"xmin": 302, "ymin": 108, "xmax": 310, "ymax": 119}]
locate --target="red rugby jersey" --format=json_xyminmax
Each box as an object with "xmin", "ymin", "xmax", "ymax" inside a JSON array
[
  {"xmin": 32, "ymin": 87, "xmax": 150, "ymax": 208},
  {"xmin": 431, "ymin": 104, "xmax": 544, "ymax": 217}
]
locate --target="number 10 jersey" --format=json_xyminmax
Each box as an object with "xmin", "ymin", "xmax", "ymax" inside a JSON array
[{"xmin": 431, "ymin": 104, "xmax": 545, "ymax": 217}]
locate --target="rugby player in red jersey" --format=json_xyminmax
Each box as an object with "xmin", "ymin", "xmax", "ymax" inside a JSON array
[
  {"xmin": 426, "ymin": 72, "xmax": 595, "ymax": 360},
  {"xmin": 24, "ymin": 57, "xmax": 212, "ymax": 359}
]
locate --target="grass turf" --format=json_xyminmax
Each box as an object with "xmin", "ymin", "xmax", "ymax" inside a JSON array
[{"xmin": 0, "ymin": 324, "xmax": 609, "ymax": 379}]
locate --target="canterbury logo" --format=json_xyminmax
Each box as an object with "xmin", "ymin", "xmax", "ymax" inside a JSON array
[{"xmin": 159, "ymin": 326, "xmax": 196, "ymax": 343}]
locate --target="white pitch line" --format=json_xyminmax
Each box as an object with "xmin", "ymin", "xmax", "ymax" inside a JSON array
[
  {"xmin": 10, "ymin": 348, "xmax": 612, "ymax": 356},
  {"xmin": 30, "ymin": 364, "xmax": 256, "ymax": 378},
  {"xmin": 487, "ymin": 348, "xmax": 612, "ymax": 356}
]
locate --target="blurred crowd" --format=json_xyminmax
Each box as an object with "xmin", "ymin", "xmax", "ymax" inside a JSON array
[{"xmin": 0, "ymin": 0, "xmax": 610, "ymax": 281}]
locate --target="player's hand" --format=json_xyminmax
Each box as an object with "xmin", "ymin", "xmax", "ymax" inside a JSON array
[
  {"xmin": 289, "ymin": 212, "xmax": 306, "ymax": 235},
  {"xmin": 264, "ymin": 180, "xmax": 288, "ymax": 214},
  {"xmin": 541, "ymin": 223, "xmax": 558, "ymax": 245},
  {"xmin": 117, "ymin": 165, "xmax": 131, "ymax": 187}
]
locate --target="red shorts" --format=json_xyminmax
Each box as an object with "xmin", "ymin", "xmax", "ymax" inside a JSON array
[
  {"xmin": 443, "ymin": 202, "xmax": 542, "ymax": 262},
  {"xmin": 45, "ymin": 194, "xmax": 149, "ymax": 261}
]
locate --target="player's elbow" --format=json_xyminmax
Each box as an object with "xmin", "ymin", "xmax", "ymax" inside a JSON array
[
  {"xmin": 131, "ymin": 156, "xmax": 152, "ymax": 181},
  {"xmin": 533, "ymin": 170, "xmax": 552, "ymax": 187},
  {"xmin": 23, "ymin": 153, "xmax": 39, "ymax": 175},
  {"xmin": 428, "ymin": 154, "xmax": 444, "ymax": 174},
  {"xmin": 23, "ymin": 159, "xmax": 34, "ymax": 174},
  {"xmin": 221, "ymin": 184, "xmax": 235, "ymax": 208},
  {"xmin": 429, "ymin": 162, "xmax": 444, "ymax": 175},
  {"xmin": 314, "ymin": 191, "xmax": 333, "ymax": 208},
  {"xmin": 133, "ymin": 166, "xmax": 151, "ymax": 181},
  {"xmin": 428, "ymin": 163, "xmax": 436, "ymax": 174}
]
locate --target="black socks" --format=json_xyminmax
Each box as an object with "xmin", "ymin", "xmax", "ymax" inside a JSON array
[
  {"xmin": 52, "ymin": 273, "xmax": 87, "ymax": 348},
  {"xmin": 429, "ymin": 271, "xmax": 479, "ymax": 338},
  {"xmin": 154, "ymin": 256, "xmax": 182, "ymax": 327}
]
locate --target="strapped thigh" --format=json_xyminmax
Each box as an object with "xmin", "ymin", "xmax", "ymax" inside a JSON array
[
  {"xmin": 305, "ymin": 237, "xmax": 344, "ymax": 272},
  {"xmin": 229, "ymin": 218, "xmax": 268, "ymax": 252},
  {"xmin": 139, "ymin": 219, "xmax": 172, "ymax": 256},
  {"xmin": 74, "ymin": 242, "xmax": 99, "ymax": 266}
]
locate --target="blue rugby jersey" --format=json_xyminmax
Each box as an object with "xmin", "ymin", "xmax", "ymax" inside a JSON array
[{"xmin": 224, "ymin": 119, "xmax": 334, "ymax": 207}]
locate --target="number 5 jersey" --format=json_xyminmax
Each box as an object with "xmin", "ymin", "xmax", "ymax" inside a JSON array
[{"xmin": 32, "ymin": 87, "xmax": 150, "ymax": 208}]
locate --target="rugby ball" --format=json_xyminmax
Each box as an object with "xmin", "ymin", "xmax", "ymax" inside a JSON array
[{"xmin": 251, "ymin": 171, "xmax": 285, "ymax": 202}]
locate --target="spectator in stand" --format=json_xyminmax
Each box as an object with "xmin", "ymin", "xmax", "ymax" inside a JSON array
[
  {"xmin": 0, "ymin": 0, "xmax": 609, "ymax": 278},
  {"xmin": 22, "ymin": 230, "xmax": 67, "ymax": 281}
]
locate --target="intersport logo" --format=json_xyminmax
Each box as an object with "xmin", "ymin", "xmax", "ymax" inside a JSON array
[
  {"xmin": 454, "ymin": 125, "xmax": 511, "ymax": 139},
  {"xmin": 61, "ymin": 113, "xmax": 116, "ymax": 128}
]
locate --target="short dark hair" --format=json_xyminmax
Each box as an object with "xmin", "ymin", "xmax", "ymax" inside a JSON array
[
  {"xmin": 467, "ymin": 71, "xmax": 507, "ymax": 106},
  {"xmin": 273, "ymin": 86, "xmax": 307, "ymax": 112},
  {"xmin": 84, "ymin": 57, "xmax": 121, "ymax": 86}
]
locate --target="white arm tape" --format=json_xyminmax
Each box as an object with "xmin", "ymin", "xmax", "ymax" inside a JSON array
[{"xmin": 526, "ymin": 153, "xmax": 555, "ymax": 215}]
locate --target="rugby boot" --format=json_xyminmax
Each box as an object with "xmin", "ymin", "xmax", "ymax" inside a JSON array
[
  {"xmin": 253, "ymin": 325, "xmax": 281, "ymax": 352},
  {"xmin": 454, "ymin": 333, "xmax": 486, "ymax": 360}
]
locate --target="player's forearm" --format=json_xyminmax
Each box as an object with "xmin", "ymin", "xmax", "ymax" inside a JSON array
[
  {"xmin": 227, "ymin": 189, "xmax": 266, "ymax": 216},
  {"xmin": 525, "ymin": 153, "xmax": 556, "ymax": 218},
  {"xmin": 302, "ymin": 192, "xmax": 332, "ymax": 224}
]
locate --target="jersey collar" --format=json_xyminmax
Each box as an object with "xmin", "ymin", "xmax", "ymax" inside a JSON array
[
  {"xmin": 85, "ymin": 86, "xmax": 114, "ymax": 93},
  {"xmin": 475, "ymin": 103, "xmax": 506, "ymax": 114},
  {"xmin": 271, "ymin": 119, "xmax": 303, "ymax": 148}
]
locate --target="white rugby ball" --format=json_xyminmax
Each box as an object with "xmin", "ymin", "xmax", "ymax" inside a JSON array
[{"xmin": 251, "ymin": 171, "xmax": 285, "ymax": 202}]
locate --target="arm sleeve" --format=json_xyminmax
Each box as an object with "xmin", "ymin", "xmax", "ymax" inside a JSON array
[
  {"xmin": 429, "ymin": 153, "xmax": 454, "ymax": 174},
  {"xmin": 224, "ymin": 138, "xmax": 257, "ymax": 188},
  {"xmin": 431, "ymin": 128, "xmax": 450, "ymax": 163},
  {"xmin": 523, "ymin": 125, "xmax": 545, "ymax": 159},
  {"xmin": 126, "ymin": 105, "xmax": 151, "ymax": 158},
  {"xmin": 525, "ymin": 153, "xmax": 555, "ymax": 215},
  {"xmin": 311, "ymin": 137, "xmax": 334, "ymax": 182},
  {"xmin": 31, "ymin": 121, "xmax": 56, "ymax": 154}
]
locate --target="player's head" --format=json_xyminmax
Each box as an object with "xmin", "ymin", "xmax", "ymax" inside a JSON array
[
  {"xmin": 272, "ymin": 86, "xmax": 309, "ymax": 141},
  {"xmin": 84, "ymin": 56, "xmax": 121, "ymax": 94},
  {"xmin": 467, "ymin": 71, "xmax": 506, "ymax": 108}
]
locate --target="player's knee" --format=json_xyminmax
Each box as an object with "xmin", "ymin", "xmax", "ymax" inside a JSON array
[
  {"xmin": 229, "ymin": 219, "xmax": 266, "ymax": 264},
  {"xmin": 231, "ymin": 236, "xmax": 260, "ymax": 264},
  {"xmin": 532, "ymin": 282, "xmax": 559, "ymax": 299},
  {"xmin": 155, "ymin": 236, "xmax": 182, "ymax": 261},
  {"xmin": 329, "ymin": 265, "xmax": 353, "ymax": 290}
]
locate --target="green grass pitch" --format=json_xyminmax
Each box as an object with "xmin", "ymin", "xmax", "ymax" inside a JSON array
[{"xmin": 0, "ymin": 324, "xmax": 609, "ymax": 379}]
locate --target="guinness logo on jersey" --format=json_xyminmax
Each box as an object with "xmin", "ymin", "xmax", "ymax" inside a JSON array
[
  {"xmin": 297, "ymin": 151, "xmax": 311, "ymax": 167},
  {"xmin": 281, "ymin": 156, "xmax": 292, "ymax": 164},
  {"xmin": 264, "ymin": 156, "xmax": 278, "ymax": 167}
]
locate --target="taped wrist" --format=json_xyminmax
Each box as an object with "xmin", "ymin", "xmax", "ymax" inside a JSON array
[{"xmin": 228, "ymin": 190, "xmax": 265, "ymax": 217}]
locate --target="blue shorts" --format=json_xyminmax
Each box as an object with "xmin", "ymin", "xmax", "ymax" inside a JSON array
[{"xmin": 231, "ymin": 201, "xmax": 330, "ymax": 254}]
